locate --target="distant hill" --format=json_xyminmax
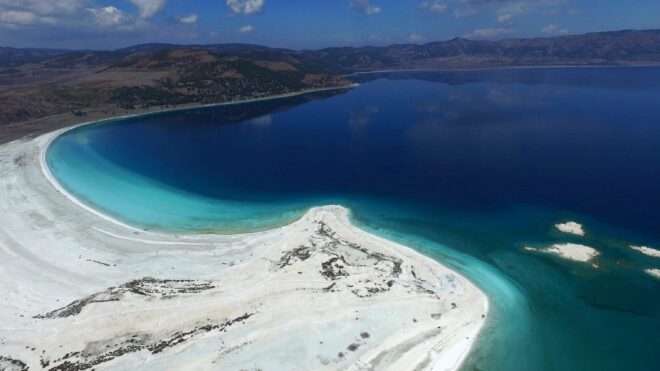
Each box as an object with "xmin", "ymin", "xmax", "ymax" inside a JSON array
[
  {"xmin": 116, "ymin": 43, "xmax": 288, "ymax": 54},
  {"xmin": 1, "ymin": 28, "xmax": 659, "ymax": 131},
  {"xmin": 3, "ymin": 29, "xmax": 660, "ymax": 70},
  {"xmin": 303, "ymin": 29, "xmax": 660, "ymax": 72},
  {"xmin": 0, "ymin": 47, "xmax": 350, "ymax": 126},
  {"xmin": 0, "ymin": 47, "xmax": 69, "ymax": 65}
]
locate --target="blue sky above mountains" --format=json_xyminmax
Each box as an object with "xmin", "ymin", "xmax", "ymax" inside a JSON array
[{"xmin": 1, "ymin": 0, "xmax": 658, "ymax": 49}]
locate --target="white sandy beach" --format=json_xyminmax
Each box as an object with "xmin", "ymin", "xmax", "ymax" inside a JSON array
[{"xmin": 0, "ymin": 129, "xmax": 488, "ymax": 370}]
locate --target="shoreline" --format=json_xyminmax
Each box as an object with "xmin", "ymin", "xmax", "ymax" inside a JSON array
[
  {"xmin": 1, "ymin": 115, "xmax": 488, "ymax": 369},
  {"xmin": 8, "ymin": 62, "xmax": 660, "ymax": 144},
  {"xmin": 1, "ymin": 83, "xmax": 358, "ymax": 145},
  {"xmin": 344, "ymin": 63, "xmax": 660, "ymax": 76},
  {"xmin": 38, "ymin": 83, "xmax": 360, "ymax": 235}
]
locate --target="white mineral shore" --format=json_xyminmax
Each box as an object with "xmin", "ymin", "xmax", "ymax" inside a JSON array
[
  {"xmin": 0, "ymin": 130, "xmax": 488, "ymax": 370},
  {"xmin": 524, "ymin": 243, "xmax": 600, "ymax": 263},
  {"xmin": 554, "ymin": 221, "xmax": 585, "ymax": 236},
  {"xmin": 645, "ymin": 269, "xmax": 660, "ymax": 279},
  {"xmin": 630, "ymin": 245, "xmax": 660, "ymax": 258}
]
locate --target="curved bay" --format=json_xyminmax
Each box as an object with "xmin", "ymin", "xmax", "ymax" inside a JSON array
[{"xmin": 47, "ymin": 68, "xmax": 660, "ymax": 370}]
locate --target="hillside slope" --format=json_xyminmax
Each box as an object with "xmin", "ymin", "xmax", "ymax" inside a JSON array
[{"xmin": 0, "ymin": 48, "xmax": 350, "ymax": 125}]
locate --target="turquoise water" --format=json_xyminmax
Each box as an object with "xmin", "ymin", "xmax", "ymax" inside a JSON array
[{"xmin": 47, "ymin": 68, "xmax": 660, "ymax": 370}]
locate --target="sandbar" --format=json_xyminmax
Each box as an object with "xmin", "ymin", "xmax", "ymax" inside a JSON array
[{"xmin": 0, "ymin": 129, "xmax": 488, "ymax": 370}]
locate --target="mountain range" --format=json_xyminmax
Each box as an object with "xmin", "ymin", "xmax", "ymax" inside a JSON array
[
  {"xmin": 1, "ymin": 28, "xmax": 660, "ymax": 138},
  {"xmin": 3, "ymin": 29, "xmax": 660, "ymax": 70}
]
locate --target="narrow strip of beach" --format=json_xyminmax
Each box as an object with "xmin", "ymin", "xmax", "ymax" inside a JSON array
[
  {"xmin": 0, "ymin": 84, "xmax": 358, "ymax": 145},
  {"xmin": 0, "ymin": 117, "xmax": 488, "ymax": 370}
]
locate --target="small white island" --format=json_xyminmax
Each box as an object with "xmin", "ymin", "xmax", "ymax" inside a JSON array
[
  {"xmin": 645, "ymin": 268, "xmax": 660, "ymax": 279},
  {"xmin": 525, "ymin": 243, "xmax": 600, "ymax": 264},
  {"xmin": 629, "ymin": 245, "xmax": 660, "ymax": 258},
  {"xmin": 555, "ymin": 221, "xmax": 586, "ymax": 236}
]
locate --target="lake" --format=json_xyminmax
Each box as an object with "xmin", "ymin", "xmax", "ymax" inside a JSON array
[{"xmin": 47, "ymin": 67, "xmax": 660, "ymax": 370}]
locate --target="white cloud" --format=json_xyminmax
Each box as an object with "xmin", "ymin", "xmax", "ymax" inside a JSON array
[
  {"xmin": 419, "ymin": 1, "xmax": 447, "ymax": 14},
  {"xmin": 0, "ymin": 0, "xmax": 163, "ymax": 26},
  {"xmin": 0, "ymin": 0, "xmax": 85, "ymax": 27},
  {"xmin": 368, "ymin": 34, "xmax": 382, "ymax": 42},
  {"xmin": 0, "ymin": 0, "xmax": 199, "ymax": 44},
  {"xmin": 130, "ymin": 0, "xmax": 167, "ymax": 18},
  {"xmin": 568, "ymin": 8, "xmax": 581, "ymax": 15},
  {"xmin": 0, "ymin": 0, "xmax": 85, "ymax": 16},
  {"xmin": 0, "ymin": 10, "xmax": 34, "ymax": 25},
  {"xmin": 497, "ymin": 13, "xmax": 514, "ymax": 23},
  {"xmin": 454, "ymin": 7, "xmax": 477, "ymax": 18},
  {"xmin": 349, "ymin": 0, "xmax": 381, "ymax": 15},
  {"xmin": 239, "ymin": 24, "xmax": 254, "ymax": 33},
  {"xmin": 409, "ymin": 33, "xmax": 427, "ymax": 42},
  {"xmin": 542, "ymin": 23, "xmax": 568, "ymax": 34},
  {"xmin": 541, "ymin": 8, "xmax": 560, "ymax": 16},
  {"xmin": 464, "ymin": 28, "xmax": 515, "ymax": 39},
  {"xmin": 86, "ymin": 6, "xmax": 131, "ymax": 27},
  {"xmin": 178, "ymin": 14, "xmax": 198, "ymax": 24},
  {"xmin": 226, "ymin": 0, "xmax": 264, "ymax": 15},
  {"xmin": 494, "ymin": 1, "xmax": 529, "ymax": 23},
  {"xmin": 454, "ymin": 0, "xmax": 570, "ymax": 22},
  {"xmin": 0, "ymin": 0, "xmax": 155, "ymax": 31},
  {"xmin": 0, "ymin": 10, "xmax": 56, "ymax": 26}
]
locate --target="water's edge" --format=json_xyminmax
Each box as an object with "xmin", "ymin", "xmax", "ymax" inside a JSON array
[{"xmin": 39, "ymin": 92, "xmax": 515, "ymax": 371}]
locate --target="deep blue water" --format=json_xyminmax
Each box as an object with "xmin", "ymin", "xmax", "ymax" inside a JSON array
[{"xmin": 47, "ymin": 67, "xmax": 660, "ymax": 370}]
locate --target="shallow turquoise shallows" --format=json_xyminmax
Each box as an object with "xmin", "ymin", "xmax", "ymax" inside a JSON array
[{"xmin": 47, "ymin": 68, "xmax": 660, "ymax": 370}]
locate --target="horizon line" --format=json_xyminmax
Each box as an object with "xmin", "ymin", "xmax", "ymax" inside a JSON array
[{"xmin": 3, "ymin": 27, "xmax": 658, "ymax": 53}]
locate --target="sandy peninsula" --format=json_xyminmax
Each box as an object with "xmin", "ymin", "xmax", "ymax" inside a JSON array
[{"xmin": 0, "ymin": 129, "xmax": 488, "ymax": 370}]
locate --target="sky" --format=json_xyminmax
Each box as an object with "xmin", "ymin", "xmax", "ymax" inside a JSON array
[{"xmin": 1, "ymin": 0, "xmax": 659, "ymax": 50}]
